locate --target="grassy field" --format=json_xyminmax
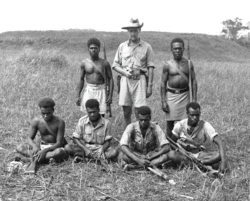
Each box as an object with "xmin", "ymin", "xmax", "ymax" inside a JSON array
[{"xmin": 0, "ymin": 30, "xmax": 250, "ymax": 201}]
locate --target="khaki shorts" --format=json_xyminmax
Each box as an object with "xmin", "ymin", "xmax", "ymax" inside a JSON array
[
  {"xmin": 81, "ymin": 83, "xmax": 106, "ymax": 114},
  {"xmin": 119, "ymin": 75, "xmax": 147, "ymax": 107}
]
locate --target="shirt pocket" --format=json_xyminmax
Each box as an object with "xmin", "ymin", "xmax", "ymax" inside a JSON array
[
  {"xmin": 96, "ymin": 130, "xmax": 105, "ymax": 144},
  {"xmin": 83, "ymin": 127, "xmax": 93, "ymax": 143}
]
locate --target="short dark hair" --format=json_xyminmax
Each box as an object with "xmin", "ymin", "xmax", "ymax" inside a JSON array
[
  {"xmin": 171, "ymin": 38, "xmax": 185, "ymax": 49},
  {"xmin": 138, "ymin": 106, "xmax": 151, "ymax": 117},
  {"xmin": 87, "ymin": 38, "xmax": 101, "ymax": 48},
  {"xmin": 38, "ymin": 97, "xmax": 55, "ymax": 109},
  {"xmin": 186, "ymin": 102, "xmax": 201, "ymax": 112},
  {"xmin": 85, "ymin": 99, "xmax": 99, "ymax": 109}
]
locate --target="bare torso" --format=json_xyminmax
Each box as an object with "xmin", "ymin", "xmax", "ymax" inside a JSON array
[
  {"xmin": 35, "ymin": 116, "xmax": 63, "ymax": 144},
  {"xmin": 83, "ymin": 58, "xmax": 105, "ymax": 85},
  {"xmin": 166, "ymin": 58, "xmax": 190, "ymax": 89}
]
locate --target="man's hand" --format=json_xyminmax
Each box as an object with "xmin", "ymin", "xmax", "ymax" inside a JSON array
[
  {"xmin": 138, "ymin": 158, "xmax": 151, "ymax": 167},
  {"xmin": 219, "ymin": 160, "xmax": 228, "ymax": 173},
  {"xmin": 37, "ymin": 150, "xmax": 48, "ymax": 163},
  {"xmin": 106, "ymin": 96, "xmax": 112, "ymax": 105},
  {"xmin": 124, "ymin": 70, "xmax": 132, "ymax": 79},
  {"xmin": 146, "ymin": 87, "xmax": 152, "ymax": 98},
  {"xmin": 76, "ymin": 97, "xmax": 81, "ymax": 106},
  {"xmin": 32, "ymin": 146, "xmax": 40, "ymax": 156},
  {"xmin": 162, "ymin": 101, "xmax": 170, "ymax": 113}
]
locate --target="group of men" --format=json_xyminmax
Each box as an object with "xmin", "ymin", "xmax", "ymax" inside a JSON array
[{"xmin": 16, "ymin": 18, "xmax": 227, "ymax": 174}]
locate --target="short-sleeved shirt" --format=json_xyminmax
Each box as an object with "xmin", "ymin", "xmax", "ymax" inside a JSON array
[
  {"xmin": 120, "ymin": 121, "xmax": 169, "ymax": 155},
  {"xmin": 73, "ymin": 115, "xmax": 112, "ymax": 145},
  {"xmin": 112, "ymin": 39, "xmax": 155, "ymax": 73},
  {"xmin": 172, "ymin": 119, "xmax": 218, "ymax": 146}
]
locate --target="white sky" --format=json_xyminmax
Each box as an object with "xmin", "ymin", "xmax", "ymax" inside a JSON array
[{"xmin": 0, "ymin": 0, "xmax": 249, "ymax": 35}]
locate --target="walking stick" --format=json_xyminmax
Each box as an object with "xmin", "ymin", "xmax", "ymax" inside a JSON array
[
  {"xmin": 188, "ymin": 39, "xmax": 193, "ymax": 102},
  {"xmin": 103, "ymin": 42, "xmax": 112, "ymax": 117}
]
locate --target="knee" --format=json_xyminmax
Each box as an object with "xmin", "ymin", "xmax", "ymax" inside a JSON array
[
  {"xmin": 168, "ymin": 150, "xmax": 177, "ymax": 161},
  {"xmin": 64, "ymin": 144, "xmax": 71, "ymax": 153}
]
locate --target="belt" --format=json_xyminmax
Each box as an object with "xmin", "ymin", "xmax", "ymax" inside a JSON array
[
  {"xmin": 167, "ymin": 87, "xmax": 189, "ymax": 94},
  {"xmin": 129, "ymin": 74, "xmax": 141, "ymax": 80}
]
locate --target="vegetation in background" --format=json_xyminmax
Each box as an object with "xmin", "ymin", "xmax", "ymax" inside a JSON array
[{"xmin": 0, "ymin": 30, "xmax": 250, "ymax": 200}]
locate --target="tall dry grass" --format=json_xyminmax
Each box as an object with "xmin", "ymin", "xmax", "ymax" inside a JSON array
[{"xmin": 0, "ymin": 31, "xmax": 250, "ymax": 200}]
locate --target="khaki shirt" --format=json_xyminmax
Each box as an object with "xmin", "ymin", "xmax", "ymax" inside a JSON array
[
  {"xmin": 172, "ymin": 119, "xmax": 218, "ymax": 145},
  {"xmin": 120, "ymin": 121, "xmax": 169, "ymax": 155},
  {"xmin": 73, "ymin": 115, "xmax": 112, "ymax": 145},
  {"xmin": 112, "ymin": 39, "xmax": 155, "ymax": 73}
]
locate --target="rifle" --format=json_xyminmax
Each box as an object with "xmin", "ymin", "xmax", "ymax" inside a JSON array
[
  {"xmin": 166, "ymin": 136, "xmax": 223, "ymax": 178},
  {"xmin": 103, "ymin": 42, "xmax": 112, "ymax": 117},
  {"xmin": 112, "ymin": 137, "xmax": 169, "ymax": 181},
  {"xmin": 187, "ymin": 39, "xmax": 193, "ymax": 102}
]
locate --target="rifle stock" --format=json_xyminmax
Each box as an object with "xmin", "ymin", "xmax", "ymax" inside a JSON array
[
  {"xmin": 166, "ymin": 136, "xmax": 223, "ymax": 177},
  {"xmin": 103, "ymin": 42, "xmax": 112, "ymax": 117},
  {"xmin": 187, "ymin": 40, "xmax": 193, "ymax": 102}
]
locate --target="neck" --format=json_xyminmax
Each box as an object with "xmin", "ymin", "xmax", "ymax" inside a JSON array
[
  {"xmin": 90, "ymin": 115, "xmax": 101, "ymax": 124},
  {"xmin": 188, "ymin": 119, "xmax": 198, "ymax": 127},
  {"xmin": 130, "ymin": 38, "xmax": 140, "ymax": 45},
  {"xmin": 91, "ymin": 56, "xmax": 99, "ymax": 61}
]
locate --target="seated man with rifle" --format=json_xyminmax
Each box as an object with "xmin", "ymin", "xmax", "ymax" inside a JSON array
[
  {"xmin": 65, "ymin": 99, "xmax": 118, "ymax": 162},
  {"xmin": 76, "ymin": 37, "xmax": 113, "ymax": 117},
  {"xmin": 119, "ymin": 106, "xmax": 171, "ymax": 170},
  {"xmin": 16, "ymin": 97, "xmax": 68, "ymax": 174},
  {"xmin": 167, "ymin": 102, "xmax": 227, "ymax": 173}
]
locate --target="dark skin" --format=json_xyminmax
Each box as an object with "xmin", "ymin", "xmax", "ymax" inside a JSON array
[
  {"xmin": 72, "ymin": 107, "xmax": 112, "ymax": 159},
  {"xmin": 28, "ymin": 107, "xmax": 66, "ymax": 161},
  {"xmin": 25, "ymin": 107, "xmax": 67, "ymax": 173},
  {"xmin": 160, "ymin": 41, "xmax": 198, "ymax": 137},
  {"xmin": 76, "ymin": 44, "xmax": 114, "ymax": 106},
  {"xmin": 171, "ymin": 107, "xmax": 227, "ymax": 173},
  {"xmin": 121, "ymin": 114, "xmax": 170, "ymax": 167}
]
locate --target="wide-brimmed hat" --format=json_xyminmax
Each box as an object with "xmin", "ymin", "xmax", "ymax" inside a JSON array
[{"xmin": 122, "ymin": 18, "xmax": 144, "ymax": 30}]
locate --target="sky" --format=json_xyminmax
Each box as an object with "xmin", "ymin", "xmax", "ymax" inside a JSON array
[{"xmin": 0, "ymin": 0, "xmax": 249, "ymax": 35}]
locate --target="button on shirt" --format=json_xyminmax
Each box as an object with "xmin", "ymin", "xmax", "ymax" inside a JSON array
[
  {"xmin": 172, "ymin": 119, "xmax": 218, "ymax": 146},
  {"xmin": 120, "ymin": 121, "xmax": 169, "ymax": 155},
  {"xmin": 112, "ymin": 40, "xmax": 155, "ymax": 73},
  {"xmin": 73, "ymin": 115, "xmax": 112, "ymax": 145}
]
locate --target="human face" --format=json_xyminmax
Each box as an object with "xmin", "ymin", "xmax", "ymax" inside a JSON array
[
  {"xmin": 86, "ymin": 107, "xmax": 100, "ymax": 122},
  {"xmin": 128, "ymin": 28, "xmax": 140, "ymax": 43},
  {"xmin": 138, "ymin": 114, "xmax": 151, "ymax": 130},
  {"xmin": 187, "ymin": 108, "xmax": 200, "ymax": 126},
  {"xmin": 88, "ymin": 44, "xmax": 100, "ymax": 59},
  {"xmin": 40, "ymin": 107, "xmax": 54, "ymax": 122},
  {"xmin": 171, "ymin": 42, "xmax": 184, "ymax": 61}
]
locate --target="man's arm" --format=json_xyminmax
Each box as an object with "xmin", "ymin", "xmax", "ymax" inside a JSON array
[
  {"xmin": 191, "ymin": 62, "xmax": 197, "ymax": 102},
  {"xmin": 121, "ymin": 145, "xmax": 151, "ymax": 167},
  {"xmin": 160, "ymin": 64, "xmax": 170, "ymax": 113},
  {"xmin": 213, "ymin": 136, "xmax": 227, "ymax": 173},
  {"xmin": 147, "ymin": 144, "xmax": 170, "ymax": 161},
  {"xmin": 27, "ymin": 119, "xmax": 40, "ymax": 155},
  {"xmin": 74, "ymin": 137, "xmax": 92, "ymax": 157},
  {"xmin": 105, "ymin": 61, "xmax": 114, "ymax": 104},
  {"xmin": 76, "ymin": 62, "xmax": 86, "ymax": 106},
  {"xmin": 37, "ymin": 119, "xmax": 66, "ymax": 162}
]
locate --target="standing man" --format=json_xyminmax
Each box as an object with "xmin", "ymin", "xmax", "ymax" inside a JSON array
[
  {"xmin": 112, "ymin": 18, "xmax": 155, "ymax": 127},
  {"xmin": 76, "ymin": 38, "xmax": 114, "ymax": 116},
  {"xmin": 161, "ymin": 38, "xmax": 197, "ymax": 138}
]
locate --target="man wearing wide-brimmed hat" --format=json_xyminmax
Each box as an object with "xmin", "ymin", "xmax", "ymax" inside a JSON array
[{"xmin": 112, "ymin": 18, "xmax": 155, "ymax": 127}]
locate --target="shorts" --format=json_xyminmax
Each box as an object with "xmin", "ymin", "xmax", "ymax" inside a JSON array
[
  {"xmin": 81, "ymin": 83, "xmax": 106, "ymax": 114},
  {"xmin": 119, "ymin": 75, "xmax": 147, "ymax": 107}
]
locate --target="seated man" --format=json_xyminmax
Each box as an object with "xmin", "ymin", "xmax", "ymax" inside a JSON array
[
  {"xmin": 16, "ymin": 97, "xmax": 68, "ymax": 174},
  {"xmin": 119, "ymin": 106, "xmax": 170, "ymax": 169},
  {"xmin": 168, "ymin": 102, "xmax": 227, "ymax": 173},
  {"xmin": 65, "ymin": 99, "xmax": 118, "ymax": 161}
]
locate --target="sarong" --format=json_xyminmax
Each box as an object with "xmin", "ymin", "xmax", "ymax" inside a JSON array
[
  {"xmin": 165, "ymin": 86, "xmax": 189, "ymax": 120},
  {"xmin": 81, "ymin": 83, "xmax": 106, "ymax": 114}
]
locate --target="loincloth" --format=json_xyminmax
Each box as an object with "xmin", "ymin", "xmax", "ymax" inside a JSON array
[
  {"xmin": 81, "ymin": 83, "xmax": 106, "ymax": 114},
  {"xmin": 165, "ymin": 85, "xmax": 189, "ymax": 120}
]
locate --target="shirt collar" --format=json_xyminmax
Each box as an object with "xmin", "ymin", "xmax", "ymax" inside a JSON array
[
  {"xmin": 134, "ymin": 121, "xmax": 154, "ymax": 132},
  {"xmin": 127, "ymin": 38, "xmax": 142, "ymax": 46},
  {"xmin": 86, "ymin": 116, "xmax": 105, "ymax": 127}
]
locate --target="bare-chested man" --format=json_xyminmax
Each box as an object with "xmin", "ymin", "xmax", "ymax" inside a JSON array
[
  {"xmin": 76, "ymin": 38, "xmax": 114, "ymax": 116},
  {"xmin": 16, "ymin": 97, "xmax": 68, "ymax": 174},
  {"xmin": 161, "ymin": 38, "xmax": 197, "ymax": 138}
]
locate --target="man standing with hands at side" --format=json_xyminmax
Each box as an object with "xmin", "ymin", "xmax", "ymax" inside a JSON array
[
  {"xmin": 112, "ymin": 18, "xmax": 155, "ymax": 127},
  {"xmin": 161, "ymin": 38, "xmax": 197, "ymax": 138}
]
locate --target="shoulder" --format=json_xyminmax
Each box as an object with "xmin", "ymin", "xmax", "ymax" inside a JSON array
[
  {"xmin": 102, "ymin": 59, "xmax": 110, "ymax": 67},
  {"xmin": 118, "ymin": 41, "xmax": 128, "ymax": 49},
  {"xmin": 31, "ymin": 117, "xmax": 41, "ymax": 127},
  {"xmin": 101, "ymin": 117, "xmax": 111, "ymax": 126},
  {"xmin": 54, "ymin": 116, "xmax": 65, "ymax": 125},
  {"xmin": 175, "ymin": 119, "xmax": 187, "ymax": 127},
  {"xmin": 203, "ymin": 121, "xmax": 215, "ymax": 130},
  {"xmin": 78, "ymin": 115, "xmax": 88, "ymax": 124}
]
